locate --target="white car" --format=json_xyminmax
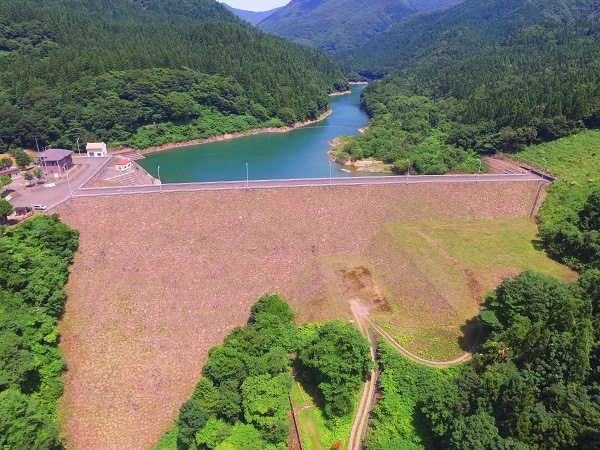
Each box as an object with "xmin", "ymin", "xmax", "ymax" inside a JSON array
[{"xmin": 34, "ymin": 204, "xmax": 47, "ymax": 211}]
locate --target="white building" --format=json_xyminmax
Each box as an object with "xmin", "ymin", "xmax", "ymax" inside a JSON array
[{"xmin": 86, "ymin": 142, "xmax": 108, "ymax": 157}]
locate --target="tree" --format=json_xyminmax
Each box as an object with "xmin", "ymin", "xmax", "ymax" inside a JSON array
[
  {"xmin": 0, "ymin": 175, "xmax": 11, "ymax": 191},
  {"xmin": 8, "ymin": 149, "xmax": 31, "ymax": 170},
  {"xmin": 0, "ymin": 199, "xmax": 14, "ymax": 222},
  {"xmin": 296, "ymin": 321, "xmax": 374, "ymax": 417},
  {"xmin": 241, "ymin": 373, "xmax": 292, "ymax": 444},
  {"xmin": 249, "ymin": 294, "xmax": 294, "ymax": 324},
  {"xmin": 177, "ymin": 399, "xmax": 209, "ymax": 450},
  {"xmin": 217, "ymin": 422, "xmax": 265, "ymax": 450},
  {"xmin": 33, "ymin": 168, "xmax": 44, "ymax": 182},
  {"xmin": 201, "ymin": 346, "xmax": 247, "ymax": 387},
  {"xmin": 0, "ymin": 157, "xmax": 12, "ymax": 170},
  {"xmin": 0, "ymin": 390, "xmax": 61, "ymax": 450},
  {"xmin": 24, "ymin": 173, "xmax": 34, "ymax": 186}
]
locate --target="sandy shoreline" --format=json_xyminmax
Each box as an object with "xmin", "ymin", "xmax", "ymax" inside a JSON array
[
  {"xmin": 112, "ymin": 109, "xmax": 333, "ymax": 156},
  {"xmin": 329, "ymin": 90, "xmax": 351, "ymax": 96}
]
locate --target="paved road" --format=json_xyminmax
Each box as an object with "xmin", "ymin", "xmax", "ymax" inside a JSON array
[
  {"xmin": 72, "ymin": 172, "xmax": 545, "ymax": 198},
  {"xmin": 10, "ymin": 165, "xmax": 547, "ymax": 212},
  {"xmin": 10, "ymin": 157, "xmax": 110, "ymax": 209}
]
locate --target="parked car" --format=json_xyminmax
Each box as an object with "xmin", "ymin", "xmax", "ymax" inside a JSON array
[{"xmin": 34, "ymin": 204, "xmax": 47, "ymax": 210}]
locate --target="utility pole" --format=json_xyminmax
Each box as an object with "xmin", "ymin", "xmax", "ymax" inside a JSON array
[
  {"xmin": 65, "ymin": 164, "xmax": 73, "ymax": 198},
  {"xmin": 246, "ymin": 162, "xmax": 249, "ymax": 191},
  {"xmin": 406, "ymin": 159, "xmax": 410, "ymax": 184},
  {"xmin": 329, "ymin": 160, "xmax": 332, "ymax": 187},
  {"xmin": 158, "ymin": 165, "xmax": 162, "ymax": 193},
  {"xmin": 542, "ymin": 157, "xmax": 547, "ymax": 181},
  {"xmin": 477, "ymin": 158, "xmax": 482, "ymax": 183}
]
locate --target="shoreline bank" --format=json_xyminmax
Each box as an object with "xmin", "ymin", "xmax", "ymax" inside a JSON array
[
  {"xmin": 112, "ymin": 110, "xmax": 333, "ymax": 156},
  {"xmin": 329, "ymin": 90, "xmax": 351, "ymax": 96}
]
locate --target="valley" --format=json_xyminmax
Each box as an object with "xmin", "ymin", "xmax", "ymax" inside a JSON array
[{"xmin": 1, "ymin": 0, "xmax": 600, "ymax": 449}]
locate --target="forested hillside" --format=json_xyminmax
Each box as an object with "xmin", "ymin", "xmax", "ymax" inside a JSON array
[
  {"xmin": 0, "ymin": 215, "xmax": 78, "ymax": 449},
  {"xmin": 258, "ymin": 0, "xmax": 464, "ymax": 54},
  {"xmin": 0, "ymin": 0, "xmax": 347, "ymax": 150},
  {"xmin": 367, "ymin": 269, "xmax": 600, "ymax": 449},
  {"xmin": 342, "ymin": 0, "xmax": 599, "ymax": 75},
  {"xmin": 333, "ymin": 1, "xmax": 600, "ymax": 174}
]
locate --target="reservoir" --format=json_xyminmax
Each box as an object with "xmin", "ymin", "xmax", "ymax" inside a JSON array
[{"xmin": 139, "ymin": 84, "xmax": 370, "ymax": 182}]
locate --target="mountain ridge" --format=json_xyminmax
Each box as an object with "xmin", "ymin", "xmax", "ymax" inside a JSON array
[
  {"xmin": 222, "ymin": 3, "xmax": 282, "ymax": 25},
  {"xmin": 258, "ymin": 0, "xmax": 464, "ymax": 53}
]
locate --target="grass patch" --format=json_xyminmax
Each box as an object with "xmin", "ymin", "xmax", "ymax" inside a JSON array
[
  {"xmin": 152, "ymin": 424, "xmax": 178, "ymax": 450},
  {"xmin": 368, "ymin": 218, "xmax": 574, "ymax": 360},
  {"xmin": 424, "ymin": 218, "xmax": 575, "ymax": 288},
  {"xmin": 290, "ymin": 377, "xmax": 354, "ymax": 450},
  {"xmin": 511, "ymin": 129, "xmax": 600, "ymax": 225},
  {"xmin": 297, "ymin": 406, "xmax": 353, "ymax": 450}
]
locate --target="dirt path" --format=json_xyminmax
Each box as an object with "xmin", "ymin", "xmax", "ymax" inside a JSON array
[
  {"xmin": 348, "ymin": 300, "xmax": 378, "ymax": 450},
  {"xmin": 351, "ymin": 297, "xmax": 481, "ymax": 368},
  {"xmin": 346, "ymin": 297, "xmax": 483, "ymax": 448}
]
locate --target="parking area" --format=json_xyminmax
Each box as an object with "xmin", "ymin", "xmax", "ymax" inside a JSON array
[{"xmin": 8, "ymin": 156, "xmax": 111, "ymax": 210}]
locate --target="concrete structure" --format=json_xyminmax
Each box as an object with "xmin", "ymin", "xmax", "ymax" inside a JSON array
[
  {"xmin": 0, "ymin": 166, "xmax": 20, "ymax": 179},
  {"xmin": 86, "ymin": 142, "xmax": 108, "ymax": 157},
  {"xmin": 115, "ymin": 158, "xmax": 133, "ymax": 172},
  {"xmin": 35, "ymin": 149, "xmax": 73, "ymax": 178},
  {"xmin": 14, "ymin": 206, "xmax": 28, "ymax": 216}
]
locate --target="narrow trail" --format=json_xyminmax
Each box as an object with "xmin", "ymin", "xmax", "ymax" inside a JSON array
[
  {"xmin": 347, "ymin": 298, "xmax": 484, "ymax": 448},
  {"xmin": 370, "ymin": 321, "xmax": 482, "ymax": 368},
  {"xmin": 348, "ymin": 300, "xmax": 378, "ymax": 450}
]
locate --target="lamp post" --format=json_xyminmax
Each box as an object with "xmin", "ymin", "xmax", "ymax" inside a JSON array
[
  {"xmin": 406, "ymin": 159, "xmax": 410, "ymax": 184},
  {"xmin": 477, "ymin": 158, "xmax": 482, "ymax": 183},
  {"xmin": 542, "ymin": 157, "xmax": 547, "ymax": 181},
  {"xmin": 246, "ymin": 162, "xmax": 249, "ymax": 190},
  {"xmin": 329, "ymin": 160, "xmax": 332, "ymax": 187},
  {"xmin": 158, "ymin": 165, "xmax": 162, "ymax": 194},
  {"xmin": 65, "ymin": 164, "xmax": 73, "ymax": 198},
  {"xmin": 76, "ymin": 138, "xmax": 80, "ymax": 154}
]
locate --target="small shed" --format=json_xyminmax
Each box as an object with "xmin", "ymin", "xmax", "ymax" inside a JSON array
[
  {"xmin": 86, "ymin": 142, "xmax": 108, "ymax": 157},
  {"xmin": 115, "ymin": 158, "xmax": 133, "ymax": 172},
  {"xmin": 0, "ymin": 166, "xmax": 20, "ymax": 179}
]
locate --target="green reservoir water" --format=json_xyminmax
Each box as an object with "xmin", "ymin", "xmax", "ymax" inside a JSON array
[{"xmin": 139, "ymin": 85, "xmax": 371, "ymax": 182}]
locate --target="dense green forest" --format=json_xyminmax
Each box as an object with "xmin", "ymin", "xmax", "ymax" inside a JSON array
[
  {"xmin": 366, "ymin": 270, "xmax": 600, "ymax": 449},
  {"xmin": 0, "ymin": 0, "xmax": 347, "ymax": 150},
  {"xmin": 258, "ymin": 0, "xmax": 464, "ymax": 55},
  {"xmin": 333, "ymin": 1, "xmax": 600, "ymax": 174},
  {"xmin": 0, "ymin": 215, "xmax": 78, "ymax": 449},
  {"xmin": 158, "ymin": 295, "xmax": 373, "ymax": 450},
  {"xmin": 341, "ymin": 0, "xmax": 600, "ymax": 76}
]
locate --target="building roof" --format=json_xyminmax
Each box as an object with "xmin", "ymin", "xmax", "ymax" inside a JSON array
[
  {"xmin": 115, "ymin": 159, "xmax": 131, "ymax": 165},
  {"xmin": 36, "ymin": 149, "xmax": 73, "ymax": 162},
  {"xmin": 0, "ymin": 166, "xmax": 19, "ymax": 175},
  {"xmin": 86, "ymin": 142, "xmax": 106, "ymax": 150}
]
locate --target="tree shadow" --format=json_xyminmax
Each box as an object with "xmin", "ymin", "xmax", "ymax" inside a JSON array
[
  {"xmin": 457, "ymin": 315, "xmax": 488, "ymax": 353},
  {"xmin": 531, "ymin": 238, "xmax": 545, "ymax": 251},
  {"xmin": 292, "ymin": 366, "xmax": 324, "ymax": 410}
]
